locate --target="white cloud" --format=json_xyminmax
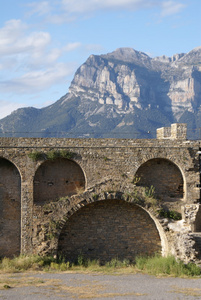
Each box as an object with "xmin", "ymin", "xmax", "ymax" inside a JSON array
[
  {"xmin": 0, "ymin": 63, "xmax": 75, "ymax": 94},
  {"xmin": 61, "ymin": 0, "xmax": 154, "ymax": 14},
  {"xmin": 160, "ymin": 1, "xmax": 186, "ymax": 17},
  {"xmin": 26, "ymin": 1, "xmax": 52, "ymax": 17},
  {"xmin": 62, "ymin": 42, "xmax": 82, "ymax": 52},
  {"xmin": 25, "ymin": 0, "xmax": 187, "ymax": 24},
  {"xmin": 46, "ymin": 0, "xmax": 186, "ymax": 21},
  {"xmin": 0, "ymin": 100, "xmax": 26, "ymax": 119},
  {"xmin": 0, "ymin": 18, "xmax": 82, "ymax": 95},
  {"xmin": 0, "ymin": 19, "xmax": 51, "ymax": 56}
]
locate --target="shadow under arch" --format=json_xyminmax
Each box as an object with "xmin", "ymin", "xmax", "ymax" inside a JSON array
[
  {"xmin": 57, "ymin": 196, "xmax": 165, "ymax": 263},
  {"xmin": 135, "ymin": 158, "xmax": 185, "ymax": 201},
  {"xmin": 33, "ymin": 158, "xmax": 85, "ymax": 204},
  {"xmin": 194, "ymin": 205, "xmax": 201, "ymax": 232},
  {"xmin": 0, "ymin": 157, "xmax": 21, "ymax": 257}
]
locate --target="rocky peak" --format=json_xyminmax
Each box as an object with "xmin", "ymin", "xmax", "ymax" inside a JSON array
[
  {"xmin": 101, "ymin": 48, "xmax": 151, "ymax": 66},
  {"xmin": 176, "ymin": 46, "xmax": 201, "ymax": 65},
  {"xmin": 69, "ymin": 47, "xmax": 201, "ymax": 120},
  {"xmin": 1, "ymin": 46, "xmax": 201, "ymax": 139}
]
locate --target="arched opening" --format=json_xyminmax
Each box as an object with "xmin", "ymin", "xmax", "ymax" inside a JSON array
[
  {"xmin": 34, "ymin": 158, "xmax": 85, "ymax": 204},
  {"xmin": 0, "ymin": 158, "xmax": 21, "ymax": 257},
  {"xmin": 195, "ymin": 206, "xmax": 201, "ymax": 232},
  {"xmin": 135, "ymin": 158, "xmax": 184, "ymax": 201},
  {"xmin": 58, "ymin": 199, "xmax": 161, "ymax": 263}
]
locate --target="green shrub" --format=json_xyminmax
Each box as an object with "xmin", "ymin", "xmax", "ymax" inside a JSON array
[
  {"xmin": 0, "ymin": 254, "xmax": 200, "ymax": 277},
  {"xmin": 145, "ymin": 185, "xmax": 155, "ymax": 198},
  {"xmin": 28, "ymin": 151, "xmax": 44, "ymax": 161},
  {"xmin": 28, "ymin": 150, "xmax": 76, "ymax": 161},
  {"xmin": 0, "ymin": 255, "xmax": 55, "ymax": 272},
  {"xmin": 46, "ymin": 150, "xmax": 60, "ymax": 160},
  {"xmin": 135, "ymin": 255, "xmax": 201, "ymax": 277},
  {"xmin": 92, "ymin": 194, "xmax": 99, "ymax": 201},
  {"xmin": 106, "ymin": 258, "xmax": 130, "ymax": 268},
  {"xmin": 158, "ymin": 209, "xmax": 182, "ymax": 220}
]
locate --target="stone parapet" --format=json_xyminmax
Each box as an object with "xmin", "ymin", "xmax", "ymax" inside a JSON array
[{"xmin": 157, "ymin": 123, "xmax": 187, "ymax": 140}]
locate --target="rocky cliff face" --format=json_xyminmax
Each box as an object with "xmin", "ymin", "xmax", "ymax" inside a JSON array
[
  {"xmin": 69, "ymin": 47, "xmax": 201, "ymax": 120},
  {"xmin": 0, "ymin": 47, "xmax": 201, "ymax": 138}
]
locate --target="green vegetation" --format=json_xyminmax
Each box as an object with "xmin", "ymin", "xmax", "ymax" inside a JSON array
[
  {"xmin": 145, "ymin": 185, "xmax": 155, "ymax": 198},
  {"xmin": 126, "ymin": 185, "xmax": 158, "ymax": 210},
  {"xmin": 131, "ymin": 175, "xmax": 141, "ymax": 185},
  {"xmin": 135, "ymin": 255, "xmax": 201, "ymax": 277},
  {"xmin": 0, "ymin": 255, "xmax": 200, "ymax": 277},
  {"xmin": 0, "ymin": 255, "xmax": 56, "ymax": 273},
  {"xmin": 92, "ymin": 194, "xmax": 99, "ymax": 201},
  {"xmin": 28, "ymin": 151, "xmax": 45, "ymax": 161},
  {"xmin": 46, "ymin": 220, "xmax": 61, "ymax": 240},
  {"xmin": 158, "ymin": 208, "xmax": 182, "ymax": 220},
  {"xmin": 28, "ymin": 150, "xmax": 76, "ymax": 161}
]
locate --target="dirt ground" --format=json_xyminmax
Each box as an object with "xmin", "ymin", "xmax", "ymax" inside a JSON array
[{"xmin": 1, "ymin": 272, "xmax": 201, "ymax": 299}]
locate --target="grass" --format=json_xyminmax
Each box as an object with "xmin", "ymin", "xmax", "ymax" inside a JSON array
[
  {"xmin": 135, "ymin": 255, "xmax": 201, "ymax": 277},
  {"xmin": 0, "ymin": 254, "xmax": 200, "ymax": 278},
  {"xmin": 0, "ymin": 255, "xmax": 56, "ymax": 273}
]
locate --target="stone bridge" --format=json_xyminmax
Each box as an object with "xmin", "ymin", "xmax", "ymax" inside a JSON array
[{"xmin": 1, "ymin": 123, "xmax": 201, "ymax": 263}]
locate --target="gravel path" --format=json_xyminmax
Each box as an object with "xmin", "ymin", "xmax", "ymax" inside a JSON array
[{"xmin": 0, "ymin": 272, "xmax": 201, "ymax": 299}]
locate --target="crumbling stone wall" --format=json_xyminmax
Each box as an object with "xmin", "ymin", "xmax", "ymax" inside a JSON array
[
  {"xmin": 0, "ymin": 158, "xmax": 21, "ymax": 257},
  {"xmin": 58, "ymin": 199, "xmax": 161, "ymax": 263},
  {"xmin": 0, "ymin": 132, "xmax": 201, "ymax": 263},
  {"xmin": 136, "ymin": 158, "xmax": 183, "ymax": 199},
  {"xmin": 34, "ymin": 158, "xmax": 85, "ymax": 204}
]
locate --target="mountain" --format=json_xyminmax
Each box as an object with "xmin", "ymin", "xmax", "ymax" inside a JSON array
[{"xmin": 1, "ymin": 47, "xmax": 201, "ymax": 139}]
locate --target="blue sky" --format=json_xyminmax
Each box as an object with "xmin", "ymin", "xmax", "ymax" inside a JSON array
[{"xmin": 0, "ymin": 0, "xmax": 200, "ymax": 119}]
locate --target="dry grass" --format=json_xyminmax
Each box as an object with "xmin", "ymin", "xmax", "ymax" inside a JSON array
[
  {"xmin": 170, "ymin": 286, "xmax": 201, "ymax": 297},
  {"xmin": 0, "ymin": 274, "xmax": 145, "ymax": 298},
  {"xmin": 0, "ymin": 254, "xmax": 200, "ymax": 278},
  {"xmin": 0, "ymin": 273, "xmax": 61, "ymax": 290}
]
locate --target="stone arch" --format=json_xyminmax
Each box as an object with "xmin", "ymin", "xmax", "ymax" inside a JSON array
[
  {"xmin": 33, "ymin": 158, "xmax": 85, "ymax": 204},
  {"xmin": 57, "ymin": 198, "xmax": 162, "ymax": 263},
  {"xmin": 135, "ymin": 158, "xmax": 184, "ymax": 200},
  {"xmin": 0, "ymin": 157, "xmax": 21, "ymax": 257}
]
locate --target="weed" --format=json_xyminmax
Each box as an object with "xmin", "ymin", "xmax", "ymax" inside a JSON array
[
  {"xmin": 158, "ymin": 209, "xmax": 182, "ymax": 220},
  {"xmin": 145, "ymin": 185, "xmax": 155, "ymax": 198},
  {"xmin": 0, "ymin": 255, "xmax": 55, "ymax": 272},
  {"xmin": 28, "ymin": 151, "xmax": 44, "ymax": 161},
  {"xmin": 0, "ymin": 254, "xmax": 200, "ymax": 277},
  {"xmin": 135, "ymin": 255, "xmax": 201, "ymax": 277},
  {"xmin": 28, "ymin": 150, "xmax": 76, "ymax": 161},
  {"xmin": 3, "ymin": 285, "xmax": 11, "ymax": 289},
  {"xmin": 46, "ymin": 220, "xmax": 61, "ymax": 240},
  {"xmin": 77, "ymin": 254, "xmax": 85, "ymax": 266},
  {"xmin": 92, "ymin": 194, "xmax": 99, "ymax": 201},
  {"xmin": 106, "ymin": 258, "xmax": 130, "ymax": 268},
  {"xmin": 131, "ymin": 176, "xmax": 141, "ymax": 185}
]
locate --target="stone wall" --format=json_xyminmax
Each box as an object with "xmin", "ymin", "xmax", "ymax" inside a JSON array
[
  {"xmin": 34, "ymin": 158, "xmax": 85, "ymax": 204},
  {"xmin": 58, "ymin": 199, "xmax": 161, "ymax": 263},
  {"xmin": 0, "ymin": 132, "xmax": 201, "ymax": 262},
  {"xmin": 0, "ymin": 158, "xmax": 21, "ymax": 257},
  {"xmin": 136, "ymin": 158, "xmax": 183, "ymax": 202}
]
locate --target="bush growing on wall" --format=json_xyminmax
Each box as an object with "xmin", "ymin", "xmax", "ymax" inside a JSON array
[{"xmin": 28, "ymin": 150, "xmax": 76, "ymax": 161}]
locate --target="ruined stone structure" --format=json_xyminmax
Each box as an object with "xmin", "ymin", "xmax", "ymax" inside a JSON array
[{"xmin": 0, "ymin": 123, "xmax": 201, "ymax": 263}]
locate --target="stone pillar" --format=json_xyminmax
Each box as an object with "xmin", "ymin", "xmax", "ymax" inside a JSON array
[
  {"xmin": 182, "ymin": 204, "xmax": 200, "ymax": 231},
  {"xmin": 157, "ymin": 127, "xmax": 171, "ymax": 139},
  {"xmin": 171, "ymin": 123, "xmax": 187, "ymax": 140},
  {"xmin": 21, "ymin": 179, "xmax": 33, "ymax": 254}
]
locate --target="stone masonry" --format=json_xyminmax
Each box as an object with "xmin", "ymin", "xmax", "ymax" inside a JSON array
[{"xmin": 0, "ymin": 123, "xmax": 201, "ymax": 263}]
